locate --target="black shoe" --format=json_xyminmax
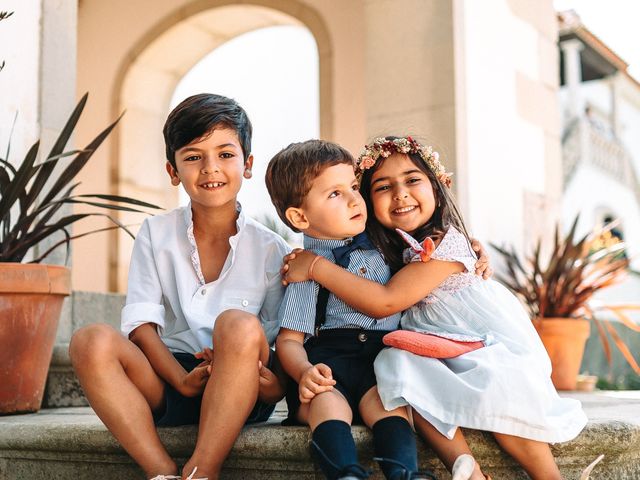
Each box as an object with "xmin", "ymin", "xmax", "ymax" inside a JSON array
[
  {"xmin": 311, "ymin": 440, "xmax": 371, "ymax": 479},
  {"xmin": 373, "ymin": 456, "xmax": 438, "ymax": 480}
]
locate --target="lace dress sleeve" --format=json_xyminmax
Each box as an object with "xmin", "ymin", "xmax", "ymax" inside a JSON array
[
  {"xmin": 430, "ymin": 227, "xmax": 478, "ymax": 273},
  {"xmin": 398, "ymin": 227, "xmax": 477, "ymax": 273}
]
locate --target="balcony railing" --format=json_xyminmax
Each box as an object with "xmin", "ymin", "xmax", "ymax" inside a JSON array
[{"xmin": 562, "ymin": 117, "xmax": 640, "ymax": 203}]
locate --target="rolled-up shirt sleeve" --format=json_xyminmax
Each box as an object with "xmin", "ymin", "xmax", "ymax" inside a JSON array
[
  {"xmin": 121, "ymin": 219, "xmax": 166, "ymax": 337},
  {"xmin": 258, "ymin": 239, "xmax": 290, "ymax": 345},
  {"xmin": 278, "ymin": 281, "xmax": 318, "ymax": 336}
]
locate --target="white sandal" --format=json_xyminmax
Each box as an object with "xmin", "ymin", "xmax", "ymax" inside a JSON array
[
  {"xmin": 149, "ymin": 466, "xmax": 208, "ymax": 480},
  {"xmin": 452, "ymin": 454, "xmax": 476, "ymax": 480},
  {"xmin": 579, "ymin": 455, "xmax": 604, "ymax": 480}
]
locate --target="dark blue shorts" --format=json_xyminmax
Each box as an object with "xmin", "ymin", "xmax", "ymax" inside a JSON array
[
  {"xmin": 154, "ymin": 350, "xmax": 276, "ymax": 427},
  {"xmin": 284, "ymin": 329, "xmax": 389, "ymax": 425}
]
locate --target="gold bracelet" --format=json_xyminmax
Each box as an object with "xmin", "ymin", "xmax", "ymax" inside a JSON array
[{"xmin": 308, "ymin": 255, "xmax": 322, "ymax": 281}]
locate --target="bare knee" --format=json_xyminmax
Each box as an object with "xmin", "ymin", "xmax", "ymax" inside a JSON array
[
  {"xmin": 308, "ymin": 390, "xmax": 353, "ymax": 429},
  {"xmin": 69, "ymin": 323, "xmax": 123, "ymax": 367},
  {"xmin": 359, "ymin": 386, "xmax": 408, "ymax": 427},
  {"xmin": 213, "ymin": 309, "xmax": 264, "ymax": 353}
]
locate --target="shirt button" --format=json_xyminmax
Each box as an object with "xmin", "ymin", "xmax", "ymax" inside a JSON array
[
  {"xmin": 359, "ymin": 267, "xmax": 367, "ymax": 275},
  {"xmin": 358, "ymin": 332, "xmax": 368, "ymax": 342},
  {"xmin": 201, "ymin": 289, "xmax": 207, "ymax": 295},
  {"xmin": 242, "ymin": 299, "xmax": 249, "ymax": 307}
]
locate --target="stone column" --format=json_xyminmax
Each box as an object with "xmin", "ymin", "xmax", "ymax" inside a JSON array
[
  {"xmin": 560, "ymin": 39, "xmax": 584, "ymax": 120},
  {"xmin": 363, "ymin": 0, "xmax": 459, "ymax": 192},
  {"xmin": 608, "ymin": 74, "xmax": 620, "ymax": 137}
]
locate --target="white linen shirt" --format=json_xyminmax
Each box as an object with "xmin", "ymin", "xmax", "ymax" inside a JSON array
[{"xmin": 121, "ymin": 204, "xmax": 290, "ymax": 354}]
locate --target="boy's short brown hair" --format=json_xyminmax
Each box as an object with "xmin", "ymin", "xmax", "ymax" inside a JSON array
[{"xmin": 265, "ymin": 140, "xmax": 355, "ymax": 233}]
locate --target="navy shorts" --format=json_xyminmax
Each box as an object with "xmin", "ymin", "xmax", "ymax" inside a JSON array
[
  {"xmin": 154, "ymin": 350, "xmax": 276, "ymax": 427},
  {"xmin": 284, "ymin": 329, "xmax": 389, "ymax": 425}
]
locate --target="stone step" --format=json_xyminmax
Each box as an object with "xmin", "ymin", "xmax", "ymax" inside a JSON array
[{"xmin": 1, "ymin": 392, "xmax": 639, "ymax": 479}]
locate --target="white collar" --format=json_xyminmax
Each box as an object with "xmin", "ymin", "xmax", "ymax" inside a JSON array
[{"xmin": 184, "ymin": 202, "xmax": 245, "ymax": 285}]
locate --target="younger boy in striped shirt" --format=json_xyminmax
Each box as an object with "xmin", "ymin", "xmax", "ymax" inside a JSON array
[{"xmin": 265, "ymin": 140, "xmax": 430, "ymax": 480}]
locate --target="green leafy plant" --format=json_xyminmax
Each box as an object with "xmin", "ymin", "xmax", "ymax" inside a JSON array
[
  {"xmin": 0, "ymin": 93, "xmax": 161, "ymax": 263},
  {"xmin": 491, "ymin": 215, "xmax": 640, "ymax": 374}
]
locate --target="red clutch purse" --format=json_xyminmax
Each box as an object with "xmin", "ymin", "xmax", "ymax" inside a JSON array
[{"xmin": 383, "ymin": 330, "xmax": 484, "ymax": 359}]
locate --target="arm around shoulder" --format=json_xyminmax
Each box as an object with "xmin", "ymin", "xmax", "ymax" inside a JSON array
[{"xmin": 311, "ymin": 256, "xmax": 464, "ymax": 317}]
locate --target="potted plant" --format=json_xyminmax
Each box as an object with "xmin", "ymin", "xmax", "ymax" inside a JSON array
[
  {"xmin": 492, "ymin": 216, "xmax": 639, "ymax": 390},
  {"xmin": 0, "ymin": 93, "xmax": 160, "ymax": 414}
]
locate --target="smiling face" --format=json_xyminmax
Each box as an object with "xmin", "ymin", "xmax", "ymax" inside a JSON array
[
  {"xmin": 166, "ymin": 127, "xmax": 252, "ymax": 212},
  {"xmin": 286, "ymin": 163, "xmax": 367, "ymax": 240},
  {"xmin": 369, "ymin": 153, "xmax": 437, "ymax": 235}
]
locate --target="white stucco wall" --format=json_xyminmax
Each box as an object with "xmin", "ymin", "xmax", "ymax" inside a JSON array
[{"xmin": 458, "ymin": 0, "xmax": 560, "ymax": 251}]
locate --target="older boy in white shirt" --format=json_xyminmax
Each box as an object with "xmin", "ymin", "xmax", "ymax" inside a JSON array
[{"xmin": 70, "ymin": 94, "xmax": 289, "ymax": 480}]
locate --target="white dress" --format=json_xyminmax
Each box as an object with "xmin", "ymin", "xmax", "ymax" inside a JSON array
[{"xmin": 374, "ymin": 227, "xmax": 588, "ymax": 443}]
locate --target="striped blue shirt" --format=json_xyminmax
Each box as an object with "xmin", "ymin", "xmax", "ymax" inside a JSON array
[{"xmin": 278, "ymin": 234, "xmax": 401, "ymax": 336}]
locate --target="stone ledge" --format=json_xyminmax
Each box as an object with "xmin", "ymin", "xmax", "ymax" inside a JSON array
[{"xmin": 0, "ymin": 393, "xmax": 639, "ymax": 479}]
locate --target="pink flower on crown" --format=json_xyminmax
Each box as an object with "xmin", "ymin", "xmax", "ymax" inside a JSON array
[
  {"xmin": 431, "ymin": 151, "xmax": 439, "ymax": 162},
  {"xmin": 380, "ymin": 149, "xmax": 391, "ymax": 158},
  {"xmin": 439, "ymin": 172, "xmax": 453, "ymax": 188},
  {"xmin": 360, "ymin": 156, "xmax": 375, "ymax": 169}
]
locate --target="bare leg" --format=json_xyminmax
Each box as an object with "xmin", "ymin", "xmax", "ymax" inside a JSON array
[
  {"xmin": 413, "ymin": 412, "xmax": 485, "ymax": 480},
  {"xmin": 69, "ymin": 324, "xmax": 175, "ymax": 477},
  {"xmin": 182, "ymin": 310, "xmax": 271, "ymax": 479},
  {"xmin": 302, "ymin": 390, "xmax": 353, "ymax": 430},
  {"xmin": 303, "ymin": 390, "xmax": 360, "ymax": 479},
  {"xmin": 492, "ymin": 433, "xmax": 561, "ymax": 480},
  {"xmin": 358, "ymin": 386, "xmax": 408, "ymax": 427}
]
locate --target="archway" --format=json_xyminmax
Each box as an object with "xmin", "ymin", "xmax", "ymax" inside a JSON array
[{"xmin": 111, "ymin": 1, "xmax": 332, "ymax": 291}]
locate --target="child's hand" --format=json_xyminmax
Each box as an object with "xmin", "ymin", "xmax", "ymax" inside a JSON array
[
  {"xmin": 471, "ymin": 238, "xmax": 493, "ymax": 279},
  {"xmin": 281, "ymin": 249, "xmax": 320, "ymax": 286},
  {"xmin": 298, "ymin": 363, "xmax": 336, "ymax": 403},
  {"xmin": 194, "ymin": 347, "xmax": 214, "ymax": 364},
  {"xmin": 179, "ymin": 362, "xmax": 211, "ymax": 397},
  {"xmin": 258, "ymin": 360, "xmax": 285, "ymax": 403}
]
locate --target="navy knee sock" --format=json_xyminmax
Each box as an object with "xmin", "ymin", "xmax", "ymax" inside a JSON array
[
  {"xmin": 311, "ymin": 420, "xmax": 367, "ymax": 479},
  {"xmin": 372, "ymin": 416, "xmax": 418, "ymax": 480}
]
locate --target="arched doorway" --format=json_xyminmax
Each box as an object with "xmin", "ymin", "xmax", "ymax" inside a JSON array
[
  {"xmin": 111, "ymin": 2, "xmax": 332, "ymax": 291},
  {"xmin": 170, "ymin": 25, "xmax": 319, "ymax": 227}
]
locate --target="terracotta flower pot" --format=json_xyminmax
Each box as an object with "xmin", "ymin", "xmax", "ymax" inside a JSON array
[
  {"xmin": 533, "ymin": 317, "xmax": 590, "ymax": 391},
  {"xmin": 0, "ymin": 263, "xmax": 71, "ymax": 414}
]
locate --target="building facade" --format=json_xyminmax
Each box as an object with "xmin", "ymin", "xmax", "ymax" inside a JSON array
[
  {"xmin": 2, "ymin": 0, "xmax": 561, "ymax": 292},
  {"xmin": 559, "ymin": 10, "xmax": 640, "ymax": 272}
]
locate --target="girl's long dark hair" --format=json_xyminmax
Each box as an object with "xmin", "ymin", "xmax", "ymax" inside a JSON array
[{"xmin": 360, "ymin": 137, "xmax": 472, "ymax": 273}]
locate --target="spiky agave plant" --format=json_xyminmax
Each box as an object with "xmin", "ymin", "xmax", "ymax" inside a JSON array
[
  {"xmin": 491, "ymin": 216, "xmax": 640, "ymax": 374},
  {"xmin": 0, "ymin": 93, "xmax": 161, "ymax": 264}
]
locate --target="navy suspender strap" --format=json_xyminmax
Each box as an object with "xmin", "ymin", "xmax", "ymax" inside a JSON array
[
  {"xmin": 314, "ymin": 286, "xmax": 330, "ymax": 337},
  {"xmin": 314, "ymin": 234, "xmax": 375, "ymax": 336}
]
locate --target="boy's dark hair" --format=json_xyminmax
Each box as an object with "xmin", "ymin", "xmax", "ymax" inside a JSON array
[
  {"xmin": 265, "ymin": 140, "xmax": 355, "ymax": 233},
  {"xmin": 359, "ymin": 136, "xmax": 471, "ymax": 272},
  {"xmin": 163, "ymin": 93, "xmax": 252, "ymax": 168}
]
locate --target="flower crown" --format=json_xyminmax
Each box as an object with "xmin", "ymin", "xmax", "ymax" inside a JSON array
[{"xmin": 356, "ymin": 136, "xmax": 453, "ymax": 188}]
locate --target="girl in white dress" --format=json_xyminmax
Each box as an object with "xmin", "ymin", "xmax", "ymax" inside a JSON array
[{"xmin": 282, "ymin": 136, "xmax": 589, "ymax": 480}]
